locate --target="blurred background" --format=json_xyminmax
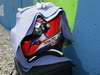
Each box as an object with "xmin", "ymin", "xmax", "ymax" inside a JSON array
[{"xmin": 0, "ymin": 0, "xmax": 100, "ymax": 75}]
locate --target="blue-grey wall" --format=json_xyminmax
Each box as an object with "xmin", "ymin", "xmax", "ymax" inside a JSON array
[
  {"xmin": 0, "ymin": 0, "xmax": 33, "ymax": 30},
  {"xmin": 65, "ymin": 0, "xmax": 100, "ymax": 75},
  {"xmin": 0, "ymin": 0, "xmax": 16, "ymax": 30}
]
